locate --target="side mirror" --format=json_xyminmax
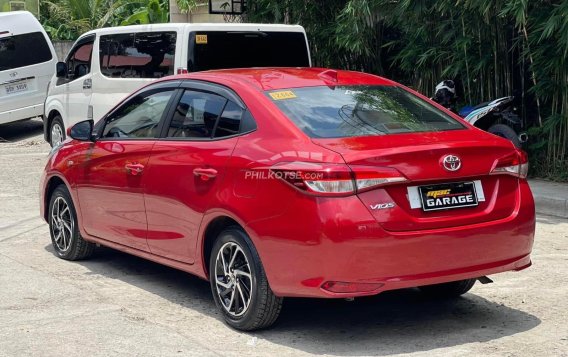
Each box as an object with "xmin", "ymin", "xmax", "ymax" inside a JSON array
[
  {"xmin": 69, "ymin": 120, "xmax": 94, "ymax": 141},
  {"xmin": 56, "ymin": 62, "xmax": 67, "ymax": 78}
]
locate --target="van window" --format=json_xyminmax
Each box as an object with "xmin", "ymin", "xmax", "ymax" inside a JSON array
[
  {"xmin": 0, "ymin": 32, "xmax": 52, "ymax": 71},
  {"xmin": 188, "ymin": 31, "xmax": 309, "ymax": 72},
  {"xmin": 66, "ymin": 41, "xmax": 94, "ymax": 81},
  {"xmin": 99, "ymin": 32, "xmax": 176, "ymax": 79}
]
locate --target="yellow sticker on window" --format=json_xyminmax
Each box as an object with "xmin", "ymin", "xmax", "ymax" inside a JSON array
[
  {"xmin": 196, "ymin": 34, "xmax": 208, "ymax": 44},
  {"xmin": 269, "ymin": 91, "xmax": 297, "ymax": 100}
]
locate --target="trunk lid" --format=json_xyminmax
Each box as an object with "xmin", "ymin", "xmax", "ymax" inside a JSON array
[{"xmin": 313, "ymin": 129, "xmax": 521, "ymax": 231}]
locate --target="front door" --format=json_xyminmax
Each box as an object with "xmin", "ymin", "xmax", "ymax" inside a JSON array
[
  {"xmin": 143, "ymin": 87, "xmax": 245, "ymax": 263},
  {"xmin": 75, "ymin": 86, "xmax": 177, "ymax": 250},
  {"xmin": 60, "ymin": 36, "xmax": 96, "ymax": 126}
]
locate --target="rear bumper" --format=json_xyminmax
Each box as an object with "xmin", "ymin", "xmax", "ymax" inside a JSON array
[
  {"xmin": 249, "ymin": 180, "xmax": 535, "ymax": 298},
  {"xmin": 0, "ymin": 103, "xmax": 43, "ymax": 125}
]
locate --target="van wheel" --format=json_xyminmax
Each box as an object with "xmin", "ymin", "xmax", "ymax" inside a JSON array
[
  {"xmin": 209, "ymin": 227, "xmax": 283, "ymax": 331},
  {"xmin": 419, "ymin": 279, "xmax": 476, "ymax": 298},
  {"xmin": 488, "ymin": 124, "xmax": 521, "ymax": 148},
  {"xmin": 48, "ymin": 185, "xmax": 95, "ymax": 260},
  {"xmin": 49, "ymin": 116, "xmax": 65, "ymax": 147}
]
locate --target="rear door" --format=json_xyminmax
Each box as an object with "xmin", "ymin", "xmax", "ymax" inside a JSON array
[{"xmin": 143, "ymin": 82, "xmax": 248, "ymax": 263}]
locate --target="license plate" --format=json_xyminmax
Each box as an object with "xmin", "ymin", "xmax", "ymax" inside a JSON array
[
  {"xmin": 418, "ymin": 181, "xmax": 478, "ymax": 212},
  {"xmin": 4, "ymin": 81, "xmax": 28, "ymax": 95}
]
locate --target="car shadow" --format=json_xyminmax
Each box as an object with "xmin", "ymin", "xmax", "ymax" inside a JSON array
[
  {"xmin": 45, "ymin": 244, "xmax": 541, "ymax": 355},
  {"xmin": 0, "ymin": 118, "xmax": 43, "ymax": 143}
]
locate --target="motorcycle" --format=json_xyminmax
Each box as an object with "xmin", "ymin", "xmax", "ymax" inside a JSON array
[{"xmin": 432, "ymin": 80, "xmax": 528, "ymax": 148}]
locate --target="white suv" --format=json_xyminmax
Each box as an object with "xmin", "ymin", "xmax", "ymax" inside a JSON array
[
  {"xmin": 0, "ymin": 11, "xmax": 57, "ymax": 126},
  {"xmin": 44, "ymin": 23, "xmax": 311, "ymax": 146}
]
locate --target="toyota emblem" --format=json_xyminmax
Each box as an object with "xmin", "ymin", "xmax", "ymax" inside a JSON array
[{"xmin": 442, "ymin": 155, "xmax": 462, "ymax": 172}]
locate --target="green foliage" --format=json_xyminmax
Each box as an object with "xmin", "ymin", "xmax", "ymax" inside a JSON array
[
  {"xmin": 40, "ymin": 0, "xmax": 170, "ymax": 40},
  {"xmin": 248, "ymin": 0, "xmax": 568, "ymax": 181},
  {"xmin": 175, "ymin": 0, "xmax": 202, "ymax": 14}
]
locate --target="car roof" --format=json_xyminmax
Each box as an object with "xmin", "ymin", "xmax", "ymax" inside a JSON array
[
  {"xmin": 79, "ymin": 23, "xmax": 306, "ymax": 37},
  {"xmin": 0, "ymin": 11, "xmax": 44, "ymax": 36},
  {"xmin": 176, "ymin": 68, "xmax": 397, "ymax": 91}
]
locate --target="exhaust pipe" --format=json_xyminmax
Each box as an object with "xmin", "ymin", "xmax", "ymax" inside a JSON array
[
  {"xmin": 477, "ymin": 276, "xmax": 494, "ymax": 284},
  {"xmin": 518, "ymin": 132, "xmax": 529, "ymax": 143}
]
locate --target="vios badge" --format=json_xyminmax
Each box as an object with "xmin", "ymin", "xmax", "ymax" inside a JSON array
[{"xmin": 441, "ymin": 154, "xmax": 461, "ymax": 172}]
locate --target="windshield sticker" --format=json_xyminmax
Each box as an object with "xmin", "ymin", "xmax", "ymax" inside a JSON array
[
  {"xmin": 196, "ymin": 35, "xmax": 208, "ymax": 44},
  {"xmin": 269, "ymin": 91, "xmax": 297, "ymax": 100}
]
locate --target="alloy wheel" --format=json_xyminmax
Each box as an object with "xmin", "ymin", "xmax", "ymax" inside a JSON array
[
  {"xmin": 51, "ymin": 123, "xmax": 63, "ymax": 147},
  {"xmin": 214, "ymin": 242, "xmax": 253, "ymax": 317},
  {"xmin": 50, "ymin": 196, "xmax": 74, "ymax": 252}
]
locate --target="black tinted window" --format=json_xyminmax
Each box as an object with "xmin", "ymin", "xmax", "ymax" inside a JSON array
[
  {"xmin": 215, "ymin": 101, "xmax": 243, "ymax": 138},
  {"xmin": 66, "ymin": 41, "xmax": 93, "ymax": 80},
  {"xmin": 167, "ymin": 90, "xmax": 226, "ymax": 139},
  {"xmin": 189, "ymin": 32, "xmax": 309, "ymax": 71},
  {"xmin": 103, "ymin": 90, "xmax": 174, "ymax": 139},
  {"xmin": 0, "ymin": 32, "xmax": 52, "ymax": 71},
  {"xmin": 99, "ymin": 32, "xmax": 176, "ymax": 78},
  {"xmin": 268, "ymin": 86, "xmax": 465, "ymax": 138}
]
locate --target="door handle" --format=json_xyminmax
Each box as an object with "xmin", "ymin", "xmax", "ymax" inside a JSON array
[
  {"xmin": 83, "ymin": 78, "xmax": 92, "ymax": 90},
  {"xmin": 125, "ymin": 163, "xmax": 144, "ymax": 176},
  {"xmin": 193, "ymin": 168, "xmax": 217, "ymax": 181}
]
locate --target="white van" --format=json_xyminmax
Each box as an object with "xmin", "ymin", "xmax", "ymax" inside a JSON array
[
  {"xmin": 44, "ymin": 23, "xmax": 311, "ymax": 146},
  {"xmin": 0, "ymin": 11, "xmax": 57, "ymax": 126}
]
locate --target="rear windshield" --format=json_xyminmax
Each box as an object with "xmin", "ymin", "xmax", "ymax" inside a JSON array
[
  {"xmin": 189, "ymin": 31, "xmax": 309, "ymax": 71},
  {"xmin": 267, "ymin": 86, "xmax": 465, "ymax": 138},
  {"xmin": 0, "ymin": 32, "xmax": 52, "ymax": 71}
]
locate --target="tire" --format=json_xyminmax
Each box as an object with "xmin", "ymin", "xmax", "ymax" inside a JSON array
[
  {"xmin": 209, "ymin": 227, "xmax": 283, "ymax": 331},
  {"xmin": 48, "ymin": 185, "xmax": 95, "ymax": 261},
  {"xmin": 488, "ymin": 124, "xmax": 521, "ymax": 148},
  {"xmin": 49, "ymin": 115, "xmax": 65, "ymax": 147},
  {"xmin": 419, "ymin": 279, "xmax": 476, "ymax": 298}
]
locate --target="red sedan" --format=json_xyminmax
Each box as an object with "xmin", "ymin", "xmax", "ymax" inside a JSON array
[{"xmin": 40, "ymin": 68, "xmax": 535, "ymax": 331}]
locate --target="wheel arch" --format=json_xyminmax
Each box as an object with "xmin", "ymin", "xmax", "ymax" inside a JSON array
[
  {"xmin": 200, "ymin": 215, "xmax": 246, "ymax": 279},
  {"xmin": 45, "ymin": 109, "xmax": 63, "ymax": 142},
  {"xmin": 43, "ymin": 175, "xmax": 70, "ymax": 222}
]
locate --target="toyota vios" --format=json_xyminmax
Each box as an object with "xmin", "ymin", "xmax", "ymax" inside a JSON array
[{"xmin": 40, "ymin": 68, "xmax": 535, "ymax": 331}]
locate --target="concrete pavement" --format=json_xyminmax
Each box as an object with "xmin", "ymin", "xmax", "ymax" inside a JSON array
[
  {"xmin": 1, "ymin": 118, "xmax": 568, "ymax": 357},
  {"xmin": 529, "ymin": 180, "xmax": 568, "ymax": 219}
]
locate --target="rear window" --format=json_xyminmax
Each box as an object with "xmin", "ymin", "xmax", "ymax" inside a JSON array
[
  {"xmin": 0, "ymin": 32, "xmax": 52, "ymax": 71},
  {"xmin": 267, "ymin": 86, "xmax": 465, "ymax": 138},
  {"xmin": 188, "ymin": 31, "xmax": 309, "ymax": 71},
  {"xmin": 99, "ymin": 32, "xmax": 176, "ymax": 78}
]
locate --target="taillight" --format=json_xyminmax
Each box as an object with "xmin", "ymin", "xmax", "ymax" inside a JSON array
[
  {"xmin": 177, "ymin": 68, "xmax": 188, "ymax": 75},
  {"xmin": 270, "ymin": 162, "xmax": 407, "ymax": 196},
  {"xmin": 351, "ymin": 165, "xmax": 408, "ymax": 192},
  {"xmin": 490, "ymin": 149, "xmax": 529, "ymax": 178}
]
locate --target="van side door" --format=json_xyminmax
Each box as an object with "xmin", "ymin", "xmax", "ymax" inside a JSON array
[
  {"xmin": 56, "ymin": 35, "xmax": 96, "ymax": 129},
  {"xmin": 91, "ymin": 31, "xmax": 177, "ymax": 124}
]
